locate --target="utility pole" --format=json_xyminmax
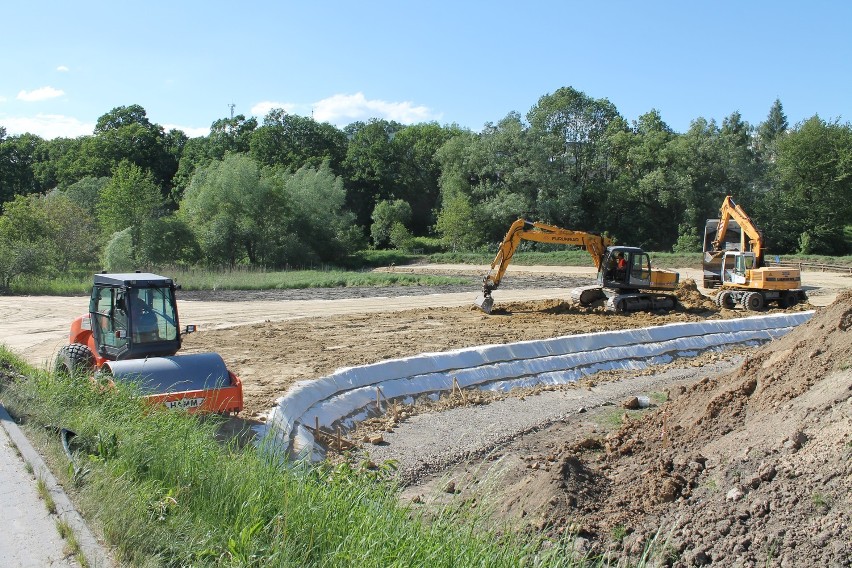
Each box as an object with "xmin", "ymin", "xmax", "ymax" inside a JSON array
[{"xmin": 228, "ymin": 103, "xmax": 236, "ymax": 119}]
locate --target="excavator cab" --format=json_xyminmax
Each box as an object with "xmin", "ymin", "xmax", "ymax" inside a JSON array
[{"xmin": 599, "ymin": 247, "xmax": 653, "ymax": 290}]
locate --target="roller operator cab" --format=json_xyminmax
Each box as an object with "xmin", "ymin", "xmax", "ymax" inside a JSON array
[{"xmin": 57, "ymin": 272, "xmax": 243, "ymax": 415}]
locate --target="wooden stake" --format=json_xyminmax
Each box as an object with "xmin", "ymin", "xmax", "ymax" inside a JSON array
[
  {"xmin": 376, "ymin": 387, "xmax": 384, "ymax": 413},
  {"xmin": 453, "ymin": 377, "xmax": 467, "ymax": 403},
  {"xmin": 336, "ymin": 426, "xmax": 341, "ymax": 452},
  {"xmin": 315, "ymin": 416, "xmax": 319, "ymax": 436}
]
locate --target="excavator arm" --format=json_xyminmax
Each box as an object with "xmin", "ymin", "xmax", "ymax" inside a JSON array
[
  {"xmin": 711, "ymin": 195, "xmax": 765, "ymax": 266},
  {"xmin": 475, "ymin": 219, "xmax": 612, "ymax": 312}
]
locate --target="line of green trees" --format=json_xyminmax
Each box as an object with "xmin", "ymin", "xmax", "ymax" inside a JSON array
[{"xmin": 1, "ymin": 87, "xmax": 851, "ymax": 290}]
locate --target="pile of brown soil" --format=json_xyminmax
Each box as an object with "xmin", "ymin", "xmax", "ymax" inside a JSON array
[
  {"xmin": 540, "ymin": 291, "xmax": 851, "ymax": 565},
  {"xmin": 675, "ymin": 279, "xmax": 718, "ymax": 311}
]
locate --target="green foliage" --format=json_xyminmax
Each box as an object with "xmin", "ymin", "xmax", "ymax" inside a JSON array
[
  {"xmin": 43, "ymin": 191, "xmax": 100, "ymax": 270},
  {"xmin": 61, "ymin": 176, "xmax": 108, "ymax": 216},
  {"xmin": 371, "ymin": 199, "xmax": 412, "ymax": 247},
  {"xmin": 0, "ymin": 195, "xmax": 57, "ymax": 290},
  {"xmin": 773, "ymin": 116, "xmax": 852, "ymax": 254},
  {"xmin": 102, "ymin": 228, "xmax": 134, "ymax": 272},
  {"xmin": 435, "ymin": 194, "xmax": 480, "ymax": 251},
  {"xmin": 250, "ymin": 110, "xmax": 347, "ymax": 173},
  {"xmin": 136, "ymin": 215, "xmax": 201, "ymax": 268},
  {"xmin": 180, "ymin": 153, "xmax": 284, "ymax": 266},
  {"xmin": 389, "ymin": 222, "xmax": 415, "ymax": 251},
  {"xmin": 4, "ymin": 97, "xmax": 852, "ymax": 267},
  {"xmin": 96, "ymin": 161, "xmax": 164, "ymax": 260},
  {"xmin": 277, "ymin": 161, "xmax": 363, "ymax": 264},
  {"xmin": 672, "ymin": 222, "xmax": 702, "ymax": 253}
]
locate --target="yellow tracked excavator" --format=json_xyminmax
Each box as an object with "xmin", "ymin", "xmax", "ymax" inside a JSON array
[
  {"xmin": 705, "ymin": 196, "xmax": 807, "ymax": 310},
  {"xmin": 474, "ymin": 219, "xmax": 680, "ymax": 314}
]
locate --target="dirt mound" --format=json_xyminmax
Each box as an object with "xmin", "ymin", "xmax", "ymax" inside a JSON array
[
  {"xmin": 675, "ymin": 279, "xmax": 717, "ymax": 311},
  {"xmin": 536, "ymin": 291, "xmax": 851, "ymax": 565}
]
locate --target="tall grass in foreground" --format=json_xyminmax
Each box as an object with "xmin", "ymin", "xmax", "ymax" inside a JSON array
[{"xmin": 0, "ymin": 347, "xmax": 582, "ymax": 567}]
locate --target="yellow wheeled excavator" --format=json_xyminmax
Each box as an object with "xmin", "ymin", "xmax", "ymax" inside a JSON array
[
  {"xmin": 474, "ymin": 219, "xmax": 680, "ymax": 314},
  {"xmin": 705, "ymin": 196, "xmax": 807, "ymax": 310}
]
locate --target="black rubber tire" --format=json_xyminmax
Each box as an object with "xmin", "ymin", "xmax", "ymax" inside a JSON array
[
  {"xmin": 780, "ymin": 292, "xmax": 799, "ymax": 309},
  {"xmin": 55, "ymin": 343, "xmax": 94, "ymax": 377},
  {"xmin": 742, "ymin": 291, "xmax": 765, "ymax": 311},
  {"xmin": 716, "ymin": 291, "xmax": 736, "ymax": 310}
]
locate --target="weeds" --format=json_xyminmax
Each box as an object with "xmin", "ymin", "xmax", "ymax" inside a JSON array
[
  {"xmin": 649, "ymin": 391, "xmax": 669, "ymax": 404},
  {"xmin": 36, "ymin": 476, "xmax": 57, "ymax": 514},
  {"xmin": 812, "ymin": 491, "xmax": 831, "ymax": 511},
  {"xmin": 56, "ymin": 518, "xmax": 88, "ymax": 568}
]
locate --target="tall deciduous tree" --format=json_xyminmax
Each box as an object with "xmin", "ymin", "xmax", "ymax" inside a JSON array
[
  {"xmin": 180, "ymin": 153, "xmax": 287, "ymax": 266},
  {"xmin": 83, "ymin": 105, "xmax": 180, "ymax": 197},
  {"xmin": 390, "ymin": 122, "xmax": 466, "ymax": 235},
  {"xmin": 774, "ymin": 116, "xmax": 852, "ymax": 254},
  {"xmin": 250, "ymin": 110, "xmax": 347, "ymax": 173},
  {"xmin": 527, "ymin": 87, "xmax": 620, "ymax": 229},
  {"xmin": 371, "ymin": 199, "xmax": 412, "ymax": 248},
  {"xmin": 97, "ymin": 161, "xmax": 164, "ymax": 259},
  {"xmin": 342, "ymin": 119, "xmax": 404, "ymax": 228},
  {"xmin": 0, "ymin": 195, "xmax": 56, "ymax": 289},
  {"xmin": 272, "ymin": 161, "xmax": 363, "ymax": 263},
  {"xmin": 0, "ymin": 133, "xmax": 46, "ymax": 204}
]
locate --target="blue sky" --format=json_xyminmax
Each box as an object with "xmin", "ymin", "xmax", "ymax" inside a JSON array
[{"xmin": 2, "ymin": 1, "xmax": 850, "ymax": 139}]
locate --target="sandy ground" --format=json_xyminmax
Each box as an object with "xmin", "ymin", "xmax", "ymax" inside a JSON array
[{"xmin": 2, "ymin": 266, "xmax": 846, "ymax": 371}]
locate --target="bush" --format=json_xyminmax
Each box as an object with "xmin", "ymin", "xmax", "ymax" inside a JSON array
[{"xmin": 103, "ymin": 228, "xmax": 134, "ymax": 272}]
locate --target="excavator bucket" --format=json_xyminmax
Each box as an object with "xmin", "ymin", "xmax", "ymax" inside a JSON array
[{"xmin": 474, "ymin": 293, "xmax": 494, "ymax": 314}]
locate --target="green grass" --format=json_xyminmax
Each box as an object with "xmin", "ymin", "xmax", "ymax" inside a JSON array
[
  {"xmin": 9, "ymin": 267, "xmax": 468, "ymax": 296},
  {"xmin": 0, "ymin": 346, "xmax": 582, "ymax": 567},
  {"xmin": 56, "ymin": 518, "xmax": 88, "ymax": 568}
]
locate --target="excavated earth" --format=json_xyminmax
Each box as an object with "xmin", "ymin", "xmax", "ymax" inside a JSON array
[{"xmin": 1, "ymin": 266, "xmax": 849, "ymax": 566}]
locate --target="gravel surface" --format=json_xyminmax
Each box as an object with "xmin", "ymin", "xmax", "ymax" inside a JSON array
[{"xmin": 361, "ymin": 357, "xmax": 742, "ymax": 485}]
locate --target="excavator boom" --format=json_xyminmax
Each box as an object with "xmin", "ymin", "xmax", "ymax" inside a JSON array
[
  {"xmin": 712, "ymin": 195, "xmax": 764, "ymax": 265},
  {"xmin": 474, "ymin": 219, "xmax": 612, "ymax": 313},
  {"xmin": 482, "ymin": 219, "xmax": 612, "ymax": 288}
]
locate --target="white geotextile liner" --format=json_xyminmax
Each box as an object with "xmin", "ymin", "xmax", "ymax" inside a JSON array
[{"xmin": 264, "ymin": 311, "xmax": 812, "ymax": 457}]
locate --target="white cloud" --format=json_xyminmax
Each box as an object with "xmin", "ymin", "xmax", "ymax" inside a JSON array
[
  {"xmin": 251, "ymin": 93, "xmax": 441, "ymax": 126},
  {"xmin": 1, "ymin": 114, "xmax": 93, "ymax": 139},
  {"xmin": 56, "ymin": 65, "xmax": 70, "ymax": 72},
  {"xmin": 312, "ymin": 92, "xmax": 440, "ymax": 125},
  {"xmin": 251, "ymin": 101, "xmax": 299, "ymax": 118},
  {"xmin": 162, "ymin": 123, "xmax": 210, "ymax": 138},
  {"xmin": 17, "ymin": 86, "xmax": 65, "ymax": 102}
]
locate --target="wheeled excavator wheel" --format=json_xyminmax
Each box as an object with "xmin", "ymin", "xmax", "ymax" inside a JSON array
[
  {"xmin": 54, "ymin": 343, "xmax": 94, "ymax": 377},
  {"xmin": 715, "ymin": 290, "xmax": 736, "ymax": 310},
  {"xmin": 742, "ymin": 291, "xmax": 765, "ymax": 311}
]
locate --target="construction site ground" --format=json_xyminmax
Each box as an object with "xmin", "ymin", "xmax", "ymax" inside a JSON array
[{"xmin": 1, "ymin": 265, "xmax": 850, "ymax": 566}]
